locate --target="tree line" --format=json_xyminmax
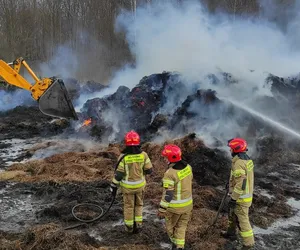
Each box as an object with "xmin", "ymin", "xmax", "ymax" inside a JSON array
[{"xmin": 0, "ymin": 0, "xmax": 296, "ymax": 82}]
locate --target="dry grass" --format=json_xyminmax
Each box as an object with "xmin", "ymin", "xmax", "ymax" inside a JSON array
[
  {"xmin": 0, "ymin": 223, "xmax": 98, "ymax": 250},
  {"xmin": 6, "ymin": 134, "xmax": 206, "ymax": 184},
  {"xmin": 2, "ymin": 134, "xmax": 294, "ymax": 249},
  {"xmin": 8, "ymin": 146, "xmax": 121, "ymax": 183},
  {"xmin": 0, "ymin": 170, "xmax": 27, "ymax": 181}
]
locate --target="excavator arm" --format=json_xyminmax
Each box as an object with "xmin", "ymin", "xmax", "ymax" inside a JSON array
[{"xmin": 0, "ymin": 57, "xmax": 78, "ymax": 120}]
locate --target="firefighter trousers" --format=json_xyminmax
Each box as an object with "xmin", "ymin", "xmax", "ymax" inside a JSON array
[
  {"xmin": 123, "ymin": 190, "xmax": 144, "ymax": 231},
  {"xmin": 228, "ymin": 204, "xmax": 254, "ymax": 247},
  {"xmin": 165, "ymin": 210, "xmax": 192, "ymax": 248}
]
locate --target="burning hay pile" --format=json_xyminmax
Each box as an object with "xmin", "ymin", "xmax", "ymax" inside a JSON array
[{"xmin": 72, "ymin": 70, "xmax": 300, "ymax": 148}]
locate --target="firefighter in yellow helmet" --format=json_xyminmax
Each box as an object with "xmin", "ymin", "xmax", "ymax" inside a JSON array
[
  {"xmin": 157, "ymin": 144, "xmax": 193, "ymax": 250},
  {"xmin": 222, "ymin": 138, "xmax": 255, "ymax": 250},
  {"xmin": 110, "ymin": 130, "xmax": 153, "ymax": 233}
]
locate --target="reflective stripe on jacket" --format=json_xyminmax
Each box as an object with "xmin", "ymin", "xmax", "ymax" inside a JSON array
[
  {"xmin": 112, "ymin": 152, "xmax": 152, "ymax": 189},
  {"xmin": 230, "ymin": 155, "xmax": 254, "ymax": 206},
  {"xmin": 160, "ymin": 163, "xmax": 193, "ymax": 213}
]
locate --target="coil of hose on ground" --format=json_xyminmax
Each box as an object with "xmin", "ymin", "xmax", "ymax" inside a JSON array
[
  {"xmin": 64, "ymin": 193, "xmax": 116, "ymax": 230},
  {"xmin": 64, "ymin": 154, "xmax": 127, "ymax": 230}
]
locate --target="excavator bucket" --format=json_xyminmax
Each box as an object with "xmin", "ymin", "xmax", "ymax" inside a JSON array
[{"xmin": 38, "ymin": 79, "xmax": 78, "ymax": 120}]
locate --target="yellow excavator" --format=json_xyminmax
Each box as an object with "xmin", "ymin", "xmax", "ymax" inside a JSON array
[{"xmin": 0, "ymin": 57, "xmax": 78, "ymax": 120}]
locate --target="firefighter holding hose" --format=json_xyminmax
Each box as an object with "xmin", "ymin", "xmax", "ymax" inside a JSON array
[
  {"xmin": 110, "ymin": 130, "xmax": 153, "ymax": 233},
  {"xmin": 222, "ymin": 138, "xmax": 255, "ymax": 250}
]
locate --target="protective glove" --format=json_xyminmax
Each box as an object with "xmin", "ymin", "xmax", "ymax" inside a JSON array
[
  {"xmin": 228, "ymin": 198, "xmax": 237, "ymax": 210},
  {"xmin": 110, "ymin": 183, "xmax": 118, "ymax": 196}
]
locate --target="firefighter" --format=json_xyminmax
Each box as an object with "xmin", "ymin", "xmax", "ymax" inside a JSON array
[
  {"xmin": 157, "ymin": 144, "xmax": 193, "ymax": 250},
  {"xmin": 222, "ymin": 138, "xmax": 255, "ymax": 250},
  {"xmin": 110, "ymin": 130, "xmax": 153, "ymax": 233}
]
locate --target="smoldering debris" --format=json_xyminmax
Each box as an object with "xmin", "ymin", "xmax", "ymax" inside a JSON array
[
  {"xmin": 1, "ymin": 70, "xmax": 300, "ymax": 147},
  {"xmin": 1, "ymin": 135, "xmax": 300, "ymax": 249},
  {"xmin": 0, "ymin": 106, "xmax": 70, "ymax": 140},
  {"xmin": 75, "ymin": 70, "xmax": 300, "ymax": 146}
]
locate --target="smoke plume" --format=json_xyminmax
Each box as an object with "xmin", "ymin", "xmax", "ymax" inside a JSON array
[
  {"xmin": 80, "ymin": 0, "xmax": 300, "ymax": 147},
  {"xmin": 0, "ymin": 90, "xmax": 34, "ymax": 111}
]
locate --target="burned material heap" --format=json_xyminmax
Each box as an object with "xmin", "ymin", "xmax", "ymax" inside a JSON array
[
  {"xmin": 80, "ymin": 70, "xmax": 300, "ymax": 144},
  {"xmin": 79, "ymin": 71, "xmax": 239, "ymax": 142},
  {"xmin": 80, "ymin": 72, "xmax": 196, "ymax": 140},
  {"xmin": 2, "ymin": 69, "xmax": 299, "ymax": 144}
]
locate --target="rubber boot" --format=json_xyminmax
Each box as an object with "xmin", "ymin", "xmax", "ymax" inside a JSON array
[
  {"xmin": 133, "ymin": 223, "xmax": 142, "ymax": 234},
  {"xmin": 221, "ymin": 230, "xmax": 238, "ymax": 241},
  {"xmin": 241, "ymin": 245, "xmax": 254, "ymax": 250},
  {"xmin": 125, "ymin": 225, "xmax": 134, "ymax": 234},
  {"xmin": 172, "ymin": 246, "xmax": 183, "ymax": 250}
]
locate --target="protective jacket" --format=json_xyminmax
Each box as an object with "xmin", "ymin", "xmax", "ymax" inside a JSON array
[
  {"xmin": 112, "ymin": 150, "xmax": 152, "ymax": 230},
  {"xmin": 227, "ymin": 153, "xmax": 255, "ymax": 247},
  {"xmin": 112, "ymin": 151, "xmax": 152, "ymax": 191},
  {"xmin": 229, "ymin": 153, "xmax": 254, "ymax": 207},
  {"xmin": 159, "ymin": 161, "xmax": 193, "ymax": 214},
  {"xmin": 159, "ymin": 160, "xmax": 193, "ymax": 248}
]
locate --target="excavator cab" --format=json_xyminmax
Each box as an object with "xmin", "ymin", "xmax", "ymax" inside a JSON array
[{"xmin": 0, "ymin": 57, "xmax": 78, "ymax": 120}]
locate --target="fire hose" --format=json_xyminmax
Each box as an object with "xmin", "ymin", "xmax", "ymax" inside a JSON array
[
  {"xmin": 202, "ymin": 182, "xmax": 229, "ymax": 235},
  {"xmin": 64, "ymin": 154, "xmax": 127, "ymax": 230}
]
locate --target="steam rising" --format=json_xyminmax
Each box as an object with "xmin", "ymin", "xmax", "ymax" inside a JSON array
[
  {"xmin": 96, "ymin": 0, "xmax": 300, "ymax": 145},
  {"xmin": 0, "ymin": 90, "xmax": 34, "ymax": 111},
  {"xmin": 39, "ymin": 46, "xmax": 79, "ymax": 79},
  {"xmin": 115, "ymin": 1, "xmax": 300, "ymax": 91}
]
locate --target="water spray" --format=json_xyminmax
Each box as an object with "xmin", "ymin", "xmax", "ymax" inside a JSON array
[{"xmin": 220, "ymin": 97, "xmax": 300, "ymax": 140}]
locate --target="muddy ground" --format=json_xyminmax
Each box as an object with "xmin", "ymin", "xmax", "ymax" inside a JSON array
[{"xmin": 1, "ymin": 134, "xmax": 300, "ymax": 250}]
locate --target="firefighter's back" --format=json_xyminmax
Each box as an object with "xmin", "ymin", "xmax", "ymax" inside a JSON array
[{"xmin": 167, "ymin": 163, "xmax": 193, "ymax": 214}]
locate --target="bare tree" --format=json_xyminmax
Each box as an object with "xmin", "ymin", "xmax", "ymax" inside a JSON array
[{"xmin": 0, "ymin": 0, "xmax": 294, "ymax": 82}]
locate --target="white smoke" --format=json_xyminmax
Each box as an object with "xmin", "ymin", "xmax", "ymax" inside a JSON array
[
  {"xmin": 115, "ymin": 1, "xmax": 300, "ymax": 94},
  {"xmin": 0, "ymin": 90, "xmax": 34, "ymax": 111},
  {"xmin": 99, "ymin": 0, "xmax": 300, "ymax": 146},
  {"xmin": 39, "ymin": 45, "xmax": 79, "ymax": 79},
  {"xmin": 72, "ymin": 1, "xmax": 300, "ymax": 107}
]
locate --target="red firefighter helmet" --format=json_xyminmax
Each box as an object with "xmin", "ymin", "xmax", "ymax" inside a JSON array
[
  {"xmin": 161, "ymin": 144, "xmax": 182, "ymax": 162},
  {"xmin": 125, "ymin": 130, "xmax": 140, "ymax": 146},
  {"xmin": 227, "ymin": 138, "xmax": 247, "ymax": 153}
]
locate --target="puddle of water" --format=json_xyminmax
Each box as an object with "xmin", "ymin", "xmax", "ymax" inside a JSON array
[
  {"xmin": 255, "ymin": 197, "xmax": 300, "ymax": 235},
  {"xmin": 112, "ymin": 219, "xmax": 124, "ymax": 227},
  {"xmin": 0, "ymin": 137, "xmax": 99, "ymax": 169},
  {"xmin": 258, "ymin": 188, "xmax": 275, "ymax": 199},
  {"xmin": 0, "ymin": 183, "xmax": 35, "ymax": 232},
  {"xmin": 88, "ymin": 230, "xmax": 103, "ymax": 242},
  {"xmin": 288, "ymin": 163, "xmax": 300, "ymax": 169},
  {"xmin": 0, "ymin": 138, "xmax": 39, "ymax": 167},
  {"xmin": 160, "ymin": 242, "xmax": 171, "ymax": 249},
  {"xmin": 0, "ymin": 182, "xmax": 55, "ymax": 233}
]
